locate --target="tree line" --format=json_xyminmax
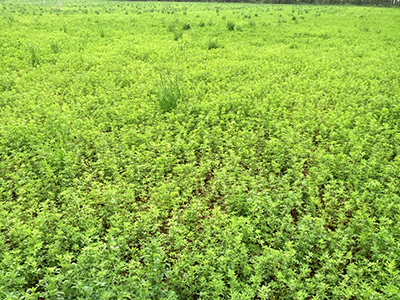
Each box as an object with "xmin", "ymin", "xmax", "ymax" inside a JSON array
[{"xmin": 124, "ymin": 0, "xmax": 399, "ymax": 6}]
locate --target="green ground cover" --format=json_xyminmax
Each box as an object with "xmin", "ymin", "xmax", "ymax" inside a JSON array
[{"xmin": 1, "ymin": 1, "xmax": 400, "ymax": 299}]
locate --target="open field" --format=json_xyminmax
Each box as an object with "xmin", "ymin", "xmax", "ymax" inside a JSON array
[{"xmin": 1, "ymin": 1, "xmax": 400, "ymax": 299}]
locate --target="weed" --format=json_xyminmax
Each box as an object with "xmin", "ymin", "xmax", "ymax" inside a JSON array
[
  {"xmin": 5, "ymin": 14, "xmax": 14, "ymax": 24},
  {"xmin": 167, "ymin": 22, "xmax": 175, "ymax": 32},
  {"xmin": 173, "ymin": 30, "xmax": 183, "ymax": 41},
  {"xmin": 157, "ymin": 74, "xmax": 183, "ymax": 113},
  {"xmin": 182, "ymin": 22, "xmax": 190, "ymax": 30},
  {"xmin": 227, "ymin": 20, "xmax": 235, "ymax": 31},
  {"xmin": 50, "ymin": 41, "xmax": 61, "ymax": 53},
  {"xmin": 99, "ymin": 27, "xmax": 105, "ymax": 37},
  {"xmin": 207, "ymin": 38, "xmax": 221, "ymax": 50},
  {"xmin": 27, "ymin": 43, "xmax": 40, "ymax": 67},
  {"xmin": 0, "ymin": 74, "xmax": 15, "ymax": 92}
]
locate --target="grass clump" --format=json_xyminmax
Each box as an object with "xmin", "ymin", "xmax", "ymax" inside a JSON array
[
  {"xmin": 99, "ymin": 27, "xmax": 105, "ymax": 37},
  {"xmin": 27, "ymin": 43, "xmax": 40, "ymax": 67},
  {"xmin": 157, "ymin": 74, "xmax": 183, "ymax": 113},
  {"xmin": 227, "ymin": 20, "xmax": 235, "ymax": 31},
  {"xmin": 173, "ymin": 29, "xmax": 183, "ymax": 41},
  {"xmin": 50, "ymin": 41, "xmax": 61, "ymax": 53},
  {"xmin": 182, "ymin": 22, "xmax": 190, "ymax": 30},
  {"xmin": 207, "ymin": 38, "xmax": 221, "ymax": 50}
]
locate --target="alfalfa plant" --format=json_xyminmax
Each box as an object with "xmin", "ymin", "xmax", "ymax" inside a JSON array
[{"xmin": 157, "ymin": 74, "xmax": 183, "ymax": 113}]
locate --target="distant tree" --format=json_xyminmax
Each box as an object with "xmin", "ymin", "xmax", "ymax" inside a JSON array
[{"xmin": 58, "ymin": 0, "xmax": 61, "ymax": 10}]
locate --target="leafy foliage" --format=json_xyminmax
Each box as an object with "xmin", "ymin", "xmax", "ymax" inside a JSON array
[{"xmin": 0, "ymin": 1, "xmax": 400, "ymax": 299}]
